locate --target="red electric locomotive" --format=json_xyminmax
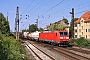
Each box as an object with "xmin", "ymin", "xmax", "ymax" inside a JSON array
[{"xmin": 39, "ymin": 30, "xmax": 69, "ymax": 46}]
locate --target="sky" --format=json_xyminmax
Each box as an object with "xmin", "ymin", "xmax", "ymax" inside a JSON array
[{"xmin": 0, "ymin": 0, "xmax": 90, "ymax": 32}]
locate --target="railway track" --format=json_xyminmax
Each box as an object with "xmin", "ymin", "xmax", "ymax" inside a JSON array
[
  {"xmin": 22, "ymin": 39, "xmax": 90, "ymax": 60},
  {"xmin": 54, "ymin": 47, "xmax": 90, "ymax": 60},
  {"xmin": 29, "ymin": 40, "xmax": 90, "ymax": 60},
  {"xmin": 42, "ymin": 44, "xmax": 90, "ymax": 60},
  {"xmin": 24, "ymin": 41, "xmax": 55, "ymax": 60}
]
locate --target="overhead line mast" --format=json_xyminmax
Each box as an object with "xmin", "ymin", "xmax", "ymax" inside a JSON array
[{"xmin": 15, "ymin": 6, "xmax": 19, "ymax": 40}]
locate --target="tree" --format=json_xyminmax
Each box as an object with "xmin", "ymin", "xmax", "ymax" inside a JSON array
[
  {"xmin": 38, "ymin": 27, "xmax": 44, "ymax": 32},
  {"xmin": 0, "ymin": 13, "xmax": 10, "ymax": 34},
  {"xmin": 29, "ymin": 24, "xmax": 37, "ymax": 32},
  {"xmin": 48, "ymin": 24, "xmax": 65, "ymax": 31},
  {"xmin": 62, "ymin": 18, "xmax": 69, "ymax": 25},
  {"xmin": 57, "ymin": 24, "xmax": 65, "ymax": 30},
  {"xmin": 22, "ymin": 29, "xmax": 27, "ymax": 33}
]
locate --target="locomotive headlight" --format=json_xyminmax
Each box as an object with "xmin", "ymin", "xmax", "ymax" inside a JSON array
[
  {"xmin": 66, "ymin": 37, "xmax": 69, "ymax": 39},
  {"xmin": 60, "ymin": 37, "xmax": 63, "ymax": 39}
]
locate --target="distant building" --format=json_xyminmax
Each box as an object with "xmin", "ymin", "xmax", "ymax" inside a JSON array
[
  {"xmin": 44, "ymin": 24, "xmax": 51, "ymax": 30},
  {"xmin": 74, "ymin": 11, "xmax": 90, "ymax": 40},
  {"xmin": 44, "ymin": 20, "xmax": 69, "ymax": 33}
]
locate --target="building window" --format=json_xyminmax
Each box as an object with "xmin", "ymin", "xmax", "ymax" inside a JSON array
[
  {"xmin": 75, "ymin": 24, "xmax": 77, "ymax": 27},
  {"xmin": 86, "ymin": 35, "xmax": 87, "ymax": 39},
  {"xmin": 82, "ymin": 26, "xmax": 83, "ymax": 29},
  {"xmin": 82, "ymin": 32, "xmax": 83, "ymax": 35},
  {"xmin": 86, "ymin": 29, "xmax": 87, "ymax": 32},
  {"xmin": 86, "ymin": 23, "xmax": 90, "ymax": 26},
  {"xmin": 75, "ymin": 30, "xmax": 77, "ymax": 32},
  {"xmin": 75, "ymin": 35, "xmax": 77, "ymax": 38},
  {"xmin": 79, "ymin": 23, "xmax": 81, "ymax": 26},
  {"xmin": 81, "ymin": 20, "xmax": 83, "ymax": 22},
  {"xmin": 79, "ymin": 29, "xmax": 81, "ymax": 32},
  {"xmin": 88, "ymin": 29, "xmax": 90, "ymax": 32}
]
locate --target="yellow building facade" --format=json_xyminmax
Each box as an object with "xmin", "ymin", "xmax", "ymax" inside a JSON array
[{"xmin": 74, "ymin": 11, "xmax": 90, "ymax": 40}]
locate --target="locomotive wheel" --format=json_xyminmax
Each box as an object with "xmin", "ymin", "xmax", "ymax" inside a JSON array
[
  {"xmin": 36, "ymin": 38, "xmax": 39, "ymax": 42},
  {"xmin": 58, "ymin": 43, "xmax": 61, "ymax": 47},
  {"xmin": 51, "ymin": 42, "xmax": 57, "ymax": 46}
]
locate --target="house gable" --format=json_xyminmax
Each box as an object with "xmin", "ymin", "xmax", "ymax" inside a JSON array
[{"xmin": 75, "ymin": 11, "xmax": 90, "ymax": 23}]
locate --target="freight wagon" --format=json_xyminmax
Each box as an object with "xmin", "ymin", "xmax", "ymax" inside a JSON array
[{"xmin": 30, "ymin": 31, "xmax": 40, "ymax": 41}]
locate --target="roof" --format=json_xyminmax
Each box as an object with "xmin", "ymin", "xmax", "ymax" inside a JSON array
[{"xmin": 75, "ymin": 11, "xmax": 90, "ymax": 23}]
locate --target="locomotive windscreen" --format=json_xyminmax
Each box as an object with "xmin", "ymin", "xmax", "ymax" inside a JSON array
[{"xmin": 60, "ymin": 32, "xmax": 68, "ymax": 36}]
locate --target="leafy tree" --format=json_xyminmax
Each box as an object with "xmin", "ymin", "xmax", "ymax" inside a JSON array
[
  {"xmin": 38, "ymin": 27, "xmax": 44, "ymax": 32},
  {"xmin": 0, "ymin": 13, "xmax": 10, "ymax": 34},
  {"xmin": 29, "ymin": 24, "xmax": 37, "ymax": 32},
  {"xmin": 48, "ymin": 24, "xmax": 65, "ymax": 31},
  {"xmin": 62, "ymin": 18, "xmax": 69, "ymax": 25},
  {"xmin": 22, "ymin": 29, "xmax": 27, "ymax": 33},
  {"xmin": 48, "ymin": 24, "xmax": 56, "ymax": 31},
  {"xmin": 57, "ymin": 24, "xmax": 65, "ymax": 30}
]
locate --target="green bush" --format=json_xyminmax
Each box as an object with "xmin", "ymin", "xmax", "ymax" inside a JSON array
[
  {"xmin": 70, "ymin": 37, "xmax": 90, "ymax": 47},
  {"xmin": 0, "ymin": 33, "xmax": 27, "ymax": 60}
]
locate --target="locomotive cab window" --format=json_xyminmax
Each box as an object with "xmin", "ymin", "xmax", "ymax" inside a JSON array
[
  {"xmin": 60, "ymin": 32, "xmax": 68, "ymax": 36},
  {"xmin": 64, "ymin": 32, "xmax": 68, "ymax": 36},
  {"xmin": 60, "ymin": 32, "xmax": 63, "ymax": 36}
]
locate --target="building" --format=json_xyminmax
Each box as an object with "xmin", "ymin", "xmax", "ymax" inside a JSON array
[
  {"xmin": 44, "ymin": 20, "xmax": 69, "ymax": 33},
  {"xmin": 74, "ymin": 11, "xmax": 90, "ymax": 40}
]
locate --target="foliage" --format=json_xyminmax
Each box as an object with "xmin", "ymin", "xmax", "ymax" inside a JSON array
[
  {"xmin": 48, "ymin": 18, "xmax": 68, "ymax": 31},
  {"xmin": 22, "ymin": 29, "xmax": 27, "ymax": 33},
  {"xmin": 0, "ymin": 12, "xmax": 27, "ymax": 60},
  {"xmin": 38, "ymin": 27, "xmax": 44, "ymax": 32},
  {"xmin": 62, "ymin": 18, "xmax": 69, "ymax": 25},
  {"xmin": 48, "ymin": 24, "xmax": 56, "ymax": 31},
  {"xmin": 22, "ymin": 24, "xmax": 44, "ymax": 33},
  {"xmin": 48, "ymin": 23, "xmax": 65, "ymax": 31},
  {"xmin": 0, "ymin": 33, "xmax": 27, "ymax": 60},
  {"xmin": 0, "ymin": 13, "xmax": 10, "ymax": 34},
  {"xmin": 29, "ymin": 24, "xmax": 37, "ymax": 32},
  {"xmin": 70, "ymin": 37, "xmax": 90, "ymax": 47}
]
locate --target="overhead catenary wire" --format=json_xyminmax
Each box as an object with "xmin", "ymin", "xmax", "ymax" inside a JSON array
[
  {"xmin": 28, "ymin": 0, "xmax": 44, "ymax": 14},
  {"xmin": 21, "ymin": 0, "xmax": 90, "ymax": 29},
  {"xmin": 45, "ymin": 0, "xmax": 78, "ymax": 16},
  {"xmin": 30, "ymin": 0, "xmax": 45, "ymax": 15},
  {"xmin": 21, "ymin": 0, "xmax": 34, "ymax": 15},
  {"xmin": 42, "ymin": 0, "xmax": 65, "ymax": 15},
  {"xmin": 42, "ymin": 0, "xmax": 90, "ymax": 20},
  {"xmin": 75, "ymin": 9, "xmax": 90, "ymax": 15},
  {"xmin": 23, "ymin": 0, "xmax": 46, "ymax": 26}
]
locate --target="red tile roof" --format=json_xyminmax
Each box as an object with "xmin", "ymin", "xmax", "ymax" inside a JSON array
[{"xmin": 75, "ymin": 11, "xmax": 90, "ymax": 23}]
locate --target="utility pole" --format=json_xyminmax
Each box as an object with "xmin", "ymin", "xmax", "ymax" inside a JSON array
[
  {"xmin": 70, "ymin": 8, "xmax": 74, "ymax": 39},
  {"xmin": 35, "ymin": 19, "xmax": 38, "ymax": 31},
  {"xmin": 15, "ymin": 6, "xmax": 19, "ymax": 40}
]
